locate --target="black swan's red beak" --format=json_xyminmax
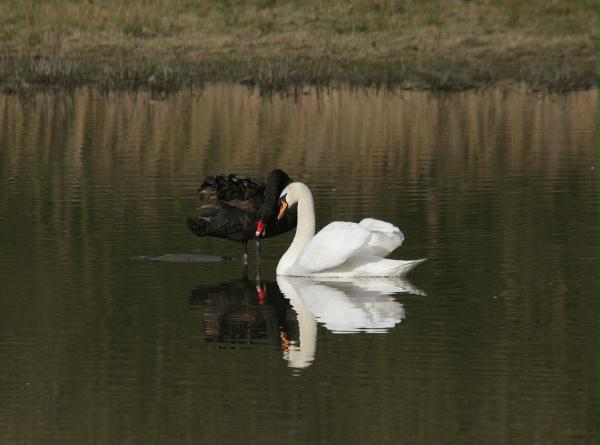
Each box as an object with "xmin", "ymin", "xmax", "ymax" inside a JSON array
[{"xmin": 255, "ymin": 219, "xmax": 266, "ymax": 237}]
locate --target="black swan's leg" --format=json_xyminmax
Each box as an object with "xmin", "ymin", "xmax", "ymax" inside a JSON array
[
  {"xmin": 242, "ymin": 240, "xmax": 249, "ymax": 266},
  {"xmin": 255, "ymin": 238, "xmax": 261, "ymax": 281},
  {"xmin": 241, "ymin": 240, "xmax": 249, "ymax": 280}
]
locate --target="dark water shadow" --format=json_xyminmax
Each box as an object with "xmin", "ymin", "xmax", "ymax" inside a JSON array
[{"xmin": 132, "ymin": 253, "xmax": 232, "ymax": 263}]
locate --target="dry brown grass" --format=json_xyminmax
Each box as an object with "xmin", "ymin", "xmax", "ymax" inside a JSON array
[{"xmin": 0, "ymin": 0, "xmax": 597, "ymax": 92}]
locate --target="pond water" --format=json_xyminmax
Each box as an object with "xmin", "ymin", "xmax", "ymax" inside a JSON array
[{"xmin": 0, "ymin": 86, "xmax": 598, "ymax": 444}]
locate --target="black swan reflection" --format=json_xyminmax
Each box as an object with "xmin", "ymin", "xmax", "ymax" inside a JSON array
[{"xmin": 189, "ymin": 280, "xmax": 298, "ymax": 350}]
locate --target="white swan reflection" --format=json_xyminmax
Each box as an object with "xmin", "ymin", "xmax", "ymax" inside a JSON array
[
  {"xmin": 276, "ymin": 276, "xmax": 424, "ymax": 369},
  {"xmin": 189, "ymin": 277, "xmax": 423, "ymax": 370}
]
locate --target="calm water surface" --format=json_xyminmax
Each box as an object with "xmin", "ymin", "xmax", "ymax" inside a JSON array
[{"xmin": 0, "ymin": 86, "xmax": 598, "ymax": 444}]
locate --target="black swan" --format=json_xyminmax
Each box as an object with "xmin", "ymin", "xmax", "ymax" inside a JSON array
[{"xmin": 187, "ymin": 169, "xmax": 297, "ymax": 267}]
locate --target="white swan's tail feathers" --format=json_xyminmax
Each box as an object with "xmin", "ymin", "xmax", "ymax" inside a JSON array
[
  {"xmin": 389, "ymin": 258, "xmax": 427, "ymax": 276},
  {"xmin": 307, "ymin": 256, "xmax": 427, "ymax": 277},
  {"xmin": 360, "ymin": 257, "xmax": 426, "ymax": 277}
]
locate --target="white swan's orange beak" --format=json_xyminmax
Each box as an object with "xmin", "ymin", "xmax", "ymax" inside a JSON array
[
  {"xmin": 279, "ymin": 330, "xmax": 290, "ymax": 351},
  {"xmin": 277, "ymin": 199, "xmax": 288, "ymax": 221},
  {"xmin": 255, "ymin": 219, "xmax": 265, "ymax": 237}
]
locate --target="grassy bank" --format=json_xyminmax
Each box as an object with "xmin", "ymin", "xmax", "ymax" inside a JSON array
[{"xmin": 0, "ymin": 0, "xmax": 597, "ymax": 93}]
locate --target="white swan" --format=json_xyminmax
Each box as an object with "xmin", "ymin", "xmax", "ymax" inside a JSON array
[{"xmin": 275, "ymin": 182, "xmax": 426, "ymax": 277}]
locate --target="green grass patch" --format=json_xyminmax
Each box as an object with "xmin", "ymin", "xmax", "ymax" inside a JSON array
[{"xmin": 0, "ymin": 0, "xmax": 597, "ymax": 93}]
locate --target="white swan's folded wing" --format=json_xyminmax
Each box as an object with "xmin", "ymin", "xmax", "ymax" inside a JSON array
[
  {"xmin": 357, "ymin": 218, "xmax": 404, "ymax": 257},
  {"xmin": 296, "ymin": 222, "xmax": 371, "ymax": 273}
]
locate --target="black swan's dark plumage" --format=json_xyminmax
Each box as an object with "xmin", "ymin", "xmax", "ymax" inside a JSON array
[{"xmin": 187, "ymin": 169, "xmax": 297, "ymax": 254}]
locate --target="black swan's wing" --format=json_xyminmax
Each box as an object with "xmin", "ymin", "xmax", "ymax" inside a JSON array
[
  {"xmin": 189, "ymin": 173, "xmax": 265, "ymax": 241},
  {"xmin": 198, "ymin": 174, "xmax": 265, "ymax": 212},
  {"xmin": 187, "ymin": 203, "xmax": 256, "ymax": 241}
]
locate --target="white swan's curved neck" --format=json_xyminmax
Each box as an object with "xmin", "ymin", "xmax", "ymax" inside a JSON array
[
  {"xmin": 277, "ymin": 184, "xmax": 315, "ymax": 274},
  {"xmin": 276, "ymin": 277, "xmax": 317, "ymax": 369}
]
